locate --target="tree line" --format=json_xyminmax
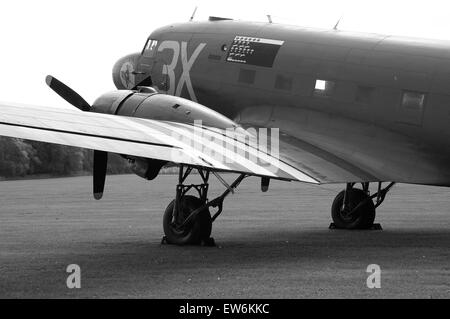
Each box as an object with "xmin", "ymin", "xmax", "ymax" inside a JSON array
[{"xmin": 0, "ymin": 137, "xmax": 131, "ymax": 179}]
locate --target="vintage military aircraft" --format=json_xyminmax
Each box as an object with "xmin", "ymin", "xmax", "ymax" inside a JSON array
[{"xmin": 1, "ymin": 17, "xmax": 450, "ymax": 245}]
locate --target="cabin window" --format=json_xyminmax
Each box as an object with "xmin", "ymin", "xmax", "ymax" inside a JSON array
[
  {"xmin": 401, "ymin": 91, "xmax": 426, "ymax": 110},
  {"xmin": 356, "ymin": 86, "xmax": 375, "ymax": 104},
  {"xmin": 143, "ymin": 39, "xmax": 158, "ymax": 57},
  {"xmin": 314, "ymin": 79, "xmax": 335, "ymax": 96}
]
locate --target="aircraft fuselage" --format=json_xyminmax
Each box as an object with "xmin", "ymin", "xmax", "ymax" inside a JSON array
[{"xmin": 112, "ymin": 19, "xmax": 450, "ymax": 186}]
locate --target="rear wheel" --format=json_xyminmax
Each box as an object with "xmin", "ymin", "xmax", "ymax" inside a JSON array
[
  {"xmin": 331, "ymin": 188, "xmax": 375, "ymax": 229},
  {"xmin": 163, "ymin": 195, "xmax": 212, "ymax": 245}
]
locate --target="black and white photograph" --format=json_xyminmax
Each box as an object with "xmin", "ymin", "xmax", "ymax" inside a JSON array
[{"xmin": 0, "ymin": 0, "xmax": 449, "ymax": 305}]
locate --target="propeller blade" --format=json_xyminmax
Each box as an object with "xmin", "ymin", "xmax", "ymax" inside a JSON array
[
  {"xmin": 45, "ymin": 75, "xmax": 91, "ymax": 111},
  {"xmin": 93, "ymin": 150, "xmax": 108, "ymax": 200}
]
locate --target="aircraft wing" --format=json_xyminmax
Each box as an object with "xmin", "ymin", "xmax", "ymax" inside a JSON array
[{"xmin": 0, "ymin": 102, "xmax": 318, "ymax": 184}]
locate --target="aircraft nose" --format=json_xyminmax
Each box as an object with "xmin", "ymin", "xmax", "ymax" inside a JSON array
[{"xmin": 112, "ymin": 53, "xmax": 140, "ymax": 90}]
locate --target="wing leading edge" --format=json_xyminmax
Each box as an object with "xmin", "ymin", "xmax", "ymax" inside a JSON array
[{"xmin": 0, "ymin": 102, "xmax": 319, "ymax": 184}]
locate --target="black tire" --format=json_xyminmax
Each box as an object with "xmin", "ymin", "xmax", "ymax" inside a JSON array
[
  {"xmin": 331, "ymin": 188, "xmax": 376, "ymax": 229},
  {"xmin": 163, "ymin": 195, "xmax": 212, "ymax": 245}
]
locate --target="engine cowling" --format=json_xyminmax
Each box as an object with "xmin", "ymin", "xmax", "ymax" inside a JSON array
[
  {"xmin": 91, "ymin": 90, "xmax": 237, "ymax": 129},
  {"xmin": 91, "ymin": 89, "xmax": 239, "ymax": 180}
]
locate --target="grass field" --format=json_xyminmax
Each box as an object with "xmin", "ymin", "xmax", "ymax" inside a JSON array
[{"xmin": 0, "ymin": 174, "xmax": 449, "ymax": 298}]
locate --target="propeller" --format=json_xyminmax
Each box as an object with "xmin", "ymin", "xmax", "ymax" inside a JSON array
[
  {"xmin": 45, "ymin": 75, "xmax": 91, "ymax": 112},
  {"xmin": 93, "ymin": 150, "xmax": 108, "ymax": 200},
  {"xmin": 45, "ymin": 75, "xmax": 108, "ymax": 200}
]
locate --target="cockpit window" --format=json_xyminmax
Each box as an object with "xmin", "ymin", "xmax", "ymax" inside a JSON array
[{"xmin": 142, "ymin": 39, "xmax": 158, "ymax": 57}]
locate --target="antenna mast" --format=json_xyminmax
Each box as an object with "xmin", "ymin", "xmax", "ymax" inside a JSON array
[
  {"xmin": 190, "ymin": 6, "xmax": 198, "ymax": 22},
  {"xmin": 333, "ymin": 16, "xmax": 343, "ymax": 30}
]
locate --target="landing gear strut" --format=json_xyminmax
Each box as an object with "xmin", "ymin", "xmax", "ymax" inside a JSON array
[
  {"xmin": 162, "ymin": 165, "xmax": 246, "ymax": 245},
  {"xmin": 331, "ymin": 182, "xmax": 395, "ymax": 230}
]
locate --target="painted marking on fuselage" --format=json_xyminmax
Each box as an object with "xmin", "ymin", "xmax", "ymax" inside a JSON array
[
  {"xmin": 158, "ymin": 41, "xmax": 180, "ymax": 96},
  {"xmin": 120, "ymin": 61, "xmax": 136, "ymax": 89},
  {"xmin": 157, "ymin": 41, "xmax": 206, "ymax": 102},
  {"xmin": 227, "ymin": 36, "xmax": 284, "ymax": 67}
]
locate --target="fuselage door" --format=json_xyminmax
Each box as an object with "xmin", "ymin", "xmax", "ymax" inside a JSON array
[{"xmin": 152, "ymin": 59, "xmax": 169, "ymax": 93}]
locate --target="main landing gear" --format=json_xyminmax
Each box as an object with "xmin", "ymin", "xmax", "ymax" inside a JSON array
[
  {"xmin": 162, "ymin": 165, "xmax": 246, "ymax": 245},
  {"xmin": 331, "ymin": 182, "xmax": 395, "ymax": 230}
]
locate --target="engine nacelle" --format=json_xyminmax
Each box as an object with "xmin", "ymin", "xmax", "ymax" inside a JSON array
[
  {"xmin": 128, "ymin": 157, "xmax": 167, "ymax": 180},
  {"xmin": 92, "ymin": 90, "xmax": 238, "ymax": 180},
  {"xmin": 91, "ymin": 90, "xmax": 237, "ymax": 129}
]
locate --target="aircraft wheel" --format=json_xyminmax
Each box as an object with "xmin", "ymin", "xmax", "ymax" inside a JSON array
[
  {"xmin": 163, "ymin": 195, "xmax": 212, "ymax": 245},
  {"xmin": 331, "ymin": 188, "xmax": 375, "ymax": 229}
]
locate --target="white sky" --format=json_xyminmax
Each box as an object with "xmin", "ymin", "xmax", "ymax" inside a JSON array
[{"xmin": 1, "ymin": 0, "xmax": 450, "ymax": 109}]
